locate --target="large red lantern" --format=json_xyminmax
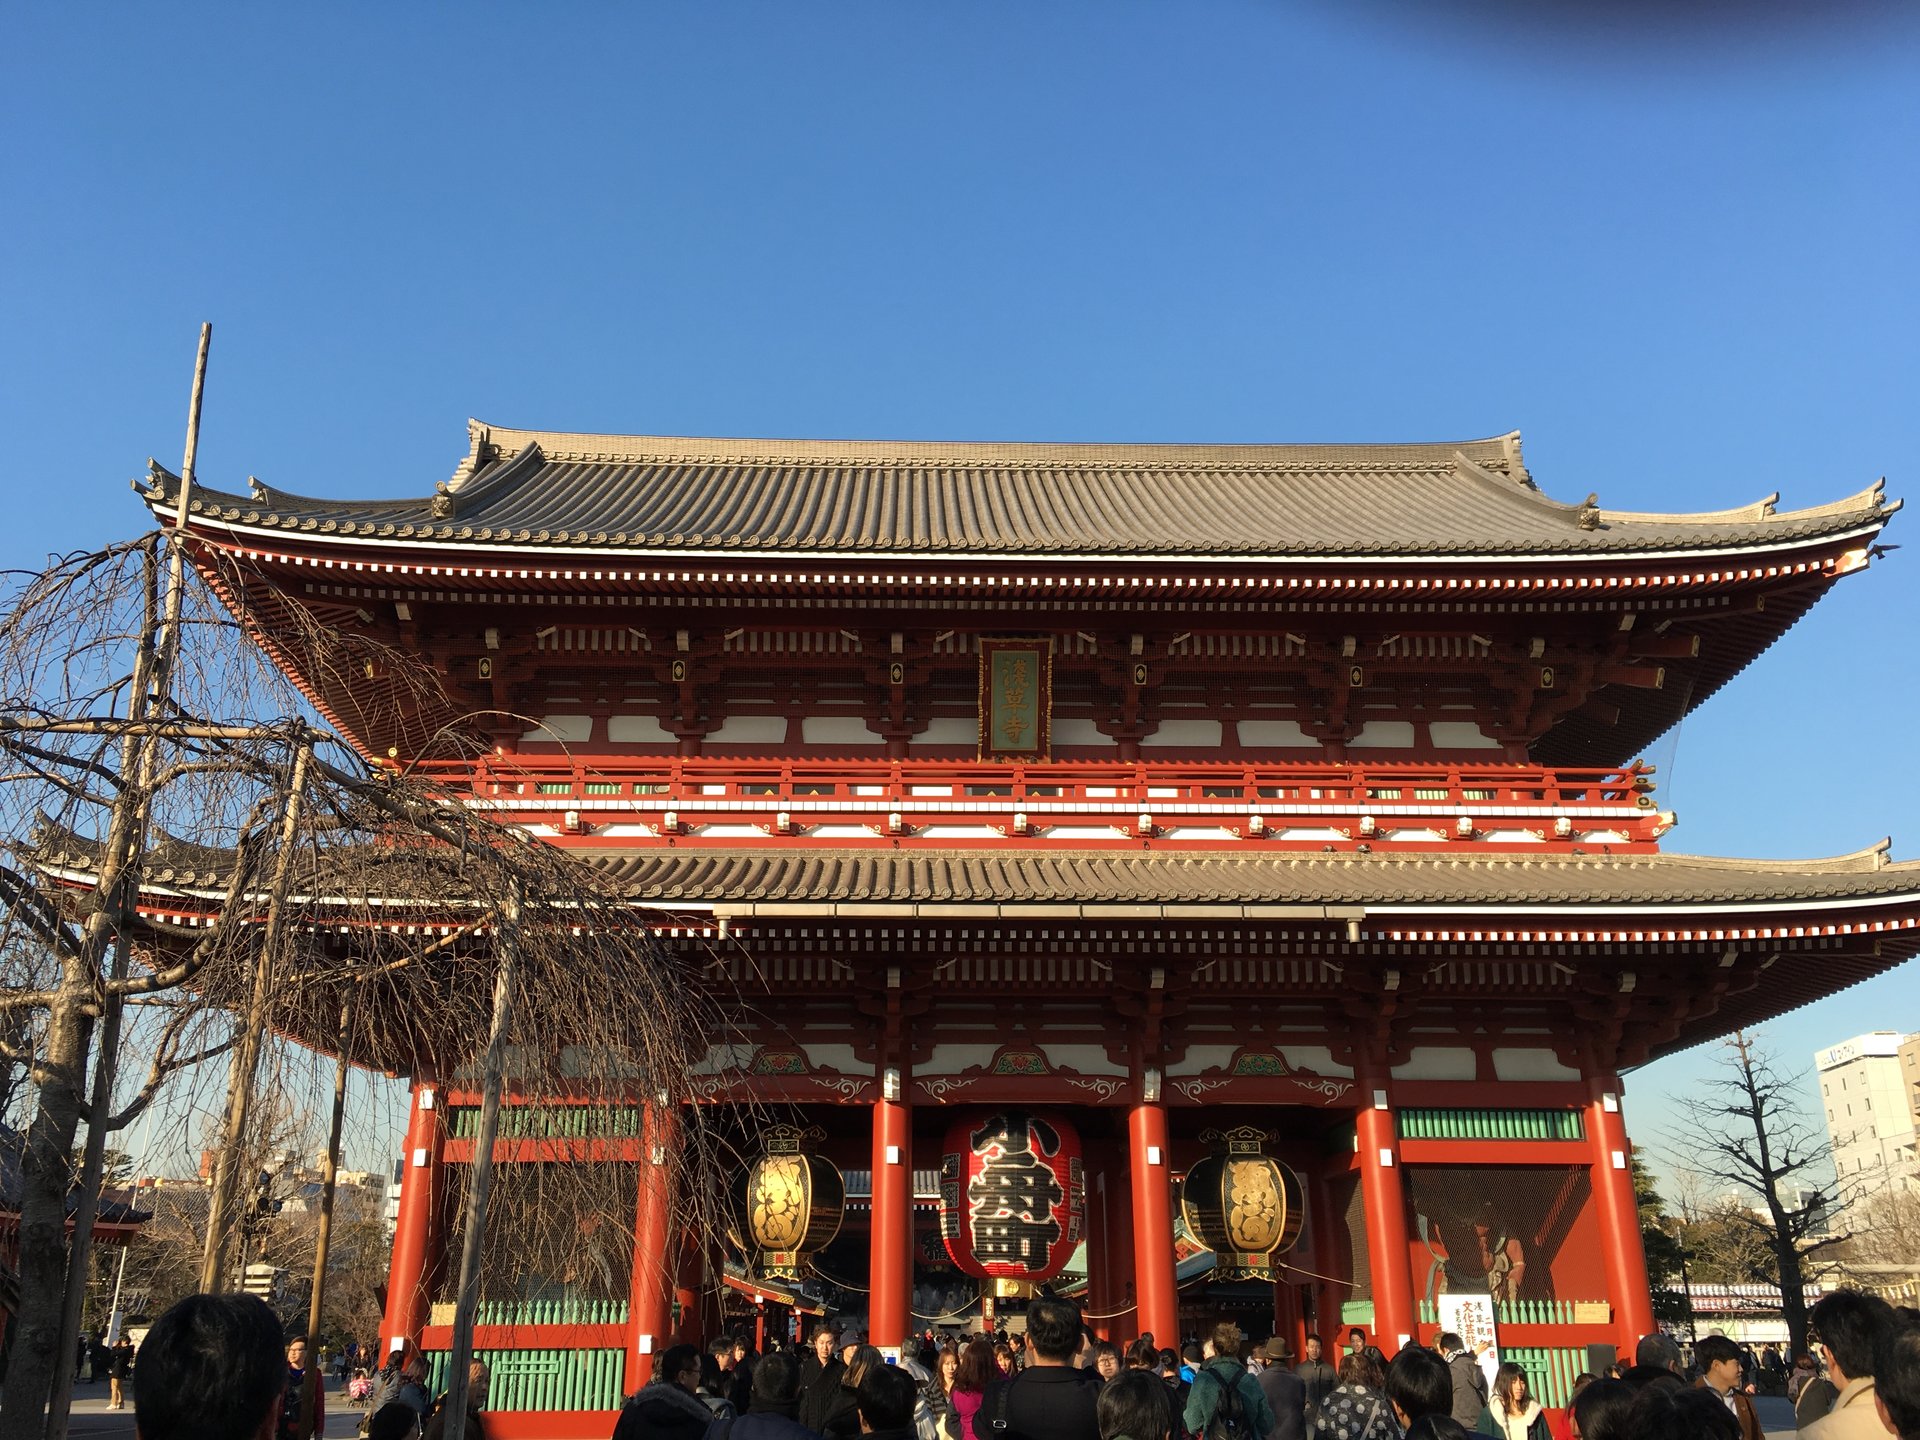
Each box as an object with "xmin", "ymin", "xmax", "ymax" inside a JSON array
[{"xmin": 939, "ymin": 1111, "xmax": 1083, "ymax": 1281}]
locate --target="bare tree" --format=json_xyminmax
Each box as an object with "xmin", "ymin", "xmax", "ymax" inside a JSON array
[
  {"xmin": 0, "ymin": 344, "xmax": 745, "ymax": 1438},
  {"xmin": 1666, "ymin": 1031, "xmax": 1853, "ymax": 1357},
  {"xmin": 1832, "ymin": 1187, "xmax": 1920, "ymax": 1294}
]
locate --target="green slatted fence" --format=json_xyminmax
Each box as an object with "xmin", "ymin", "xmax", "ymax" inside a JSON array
[
  {"xmin": 1397, "ymin": 1109, "xmax": 1585, "ymax": 1141},
  {"xmin": 447, "ymin": 1106, "xmax": 643, "ymax": 1140},
  {"xmin": 427, "ymin": 1347, "xmax": 626, "ymax": 1411},
  {"xmin": 1500, "ymin": 1347, "xmax": 1590, "ymax": 1409},
  {"xmin": 1340, "ymin": 1301, "xmax": 1375, "ymax": 1327},
  {"xmin": 465, "ymin": 1297, "xmax": 630, "ymax": 1326},
  {"xmin": 1417, "ymin": 1299, "xmax": 1603, "ymax": 1326}
]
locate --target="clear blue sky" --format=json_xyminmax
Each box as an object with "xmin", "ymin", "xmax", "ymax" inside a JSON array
[{"xmin": 6, "ymin": 3, "xmax": 1917, "ymax": 1192}]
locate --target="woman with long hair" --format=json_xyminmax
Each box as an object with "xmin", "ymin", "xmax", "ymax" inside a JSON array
[
  {"xmin": 1478, "ymin": 1362, "xmax": 1549, "ymax": 1440},
  {"xmin": 817, "ymin": 1344, "xmax": 884, "ymax": 1439},
  {"xmin": 923, "ymin": 1344, "xmax": 962, "ymax": 1440},
  {"xmin": 951, "ymin": 1338, "xmax": 1000, "ymax": 1440}
]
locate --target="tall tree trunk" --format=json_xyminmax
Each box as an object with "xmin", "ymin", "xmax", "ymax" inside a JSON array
[
  {"xmin": 199, "ymin": 740, "xmax": 311, "ymax": 1292},
  {"xmin": 44, "ymin": 943, "xmax": 130, "ymax": 1440},
  {"xmin": 441, "ymin": 884, "xmax": 522, "ymax": 1428},
  {"xmin": 0, "ymin": 986, "xmax": 94, "ymax": 1440}
]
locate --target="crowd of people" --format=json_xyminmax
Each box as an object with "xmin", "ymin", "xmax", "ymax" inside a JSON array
[
  {"xmin": 114, "ymin": 1283, "xmax": 1920, "ymax": 1440},
  {"xmin": 604, "ymin": 1293, "xmax": 1920, "ymax": 1440}
]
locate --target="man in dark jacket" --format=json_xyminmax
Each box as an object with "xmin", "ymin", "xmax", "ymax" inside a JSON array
[
  {"xmin": 713, "ymin": 1351, "xmax": 823, "ymax": 1440},
  {"xmin": 613, "ymin": 1345, "xmax": 717, "ymax": 1440},
  {"xmin": 1182, "ymin": 1324, "xmax": 1276, "ymax": 1440},
  {"xmin": 1254, "ymin": 1336, "xmax": 1305, "ymax": 1440},
  {"xmin": 1295, "ymin": 1335, "xmax": 1337, "ymax": 1423},
  {"xmin": 981, "ymin": 1298, "xmax": 1104, "ymax": 1440},
  {"xmin": 1437, "ymin": 1332, "xmax": 1489, "ymax": 1428},
  {"xmin": 798, "ymin": 1326, "xmax": 848, "ymax": 1434},
  {"xmin": 1621, "ymin": 1331, "xmax": 1684, "ymax": 1389}
]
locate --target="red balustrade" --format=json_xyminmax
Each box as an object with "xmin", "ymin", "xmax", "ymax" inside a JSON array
[{"xmin": 396, "ymin": 756, "xmax": 1668, "ymax": 852}]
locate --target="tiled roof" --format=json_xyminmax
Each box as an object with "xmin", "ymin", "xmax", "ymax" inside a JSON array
[
  {"xmin": 141, "ymin": 421, "xmax": 1897, "ymax": 560},
  {"xmin": 590, "ymin": 843, "xmax": 1920, "ymax": 912},
  {"xmin": 38, "ymin": 824, "xmax": 1920, "ymax": 914}
]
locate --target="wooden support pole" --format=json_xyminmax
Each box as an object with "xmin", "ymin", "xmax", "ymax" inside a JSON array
[
  {"xmin": 306, "ymin": 1003, "xmax": 354, "ymax": 1346},
  {"xmin": 442, "ymin": 883, "xmax": 522, "ymax": 1431},
  {"xmin": 199, "ymin": 739, "xmax": 312, "ymax": 1293}
]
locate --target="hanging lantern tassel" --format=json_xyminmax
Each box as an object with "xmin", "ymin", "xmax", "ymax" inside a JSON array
[{"xmin": 1179, "ymin": 1126, "xmax": 1304, "ymax": 1280}]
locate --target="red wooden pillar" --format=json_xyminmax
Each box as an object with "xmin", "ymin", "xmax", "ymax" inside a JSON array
[
  {"xmin": 1586, "ymin": 1077, "xmax": 1656, "ymax": 1357},
  {"xmin": 1271, "ymin": 1278, "xmax": 1304, "ymax": 1350},
  {"xmin": 870, "ymin": 1081, "xmax": 913, "ymax": 1348},
  {"xmin": 1355, "ymin": 1083, "xmax": 1416, "ymax": 1352},
  {"xmin": 380, "ymin": 1080, "xmax": 442, "ymax": 1357},
  {"xmin": 1129, "ymin": 1098, "xmax": 1179, "ymax": 1346},
  {"xmin": 674, "ymin": 1235, "xmax": 703, "ymax": 1345},
  {"xmin": 627, "ymin": 1102, "xmax": 678, "ymax": 1391},
  {"xmin": 1307, "ymin": 1166, "xmax": 1345, "ymax": 1349}
]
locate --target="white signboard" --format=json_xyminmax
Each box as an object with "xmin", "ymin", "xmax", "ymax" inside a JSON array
[{"xmin": 1437, "ymin": 1291, "xmax": 1500, "ymax": 1379}]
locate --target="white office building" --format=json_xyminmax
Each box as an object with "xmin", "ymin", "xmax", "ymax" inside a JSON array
[{"xmin": 1817, "ymin": 1032, "xmax": 1920, "ymax": 1197}]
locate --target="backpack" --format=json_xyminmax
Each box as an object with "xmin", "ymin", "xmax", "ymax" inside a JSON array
[{"xmin": 1201, "ymin": 1369, "xmax": 1247, "ymax": 1440}]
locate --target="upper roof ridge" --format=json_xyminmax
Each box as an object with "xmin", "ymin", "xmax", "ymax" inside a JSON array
[{"xmin": 468, "ymin": 419, "xmax": 1527, "ymax": 472}]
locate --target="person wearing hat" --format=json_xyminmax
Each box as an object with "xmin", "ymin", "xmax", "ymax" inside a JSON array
[{"xmin": 1255, "ymin": 1335, "xmax": 1306, "ymax": 1440}]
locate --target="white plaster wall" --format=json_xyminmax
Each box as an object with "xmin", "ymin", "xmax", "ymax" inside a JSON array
[
  {"xmin": 919, "ymin": 1043, "xmax": 1006, "ymax": 1074},
  {"xmin": 608, "ymin": 713, "xmax": 675, "ymax": 743},
  {"xmin": 1390, "ymin": 1047, "xmax": 1478, "ymax": 1080},
  {"xmin": 1280, "ymin": 1046, "xmax": 1353, "ymax": 1079},
  {"xmin": 1168, "ymin": 1045, "xmax": 1239, "ymax": 1077},
  {"xmin": 707, "ymin": 715, "xmax": 789, "ymax": 744},
  {"xmin": 1350, "ymin": 721, "xmax": 1416, "ymax": 749},
  {"xmin": 1052, "ymin": 719, "xmax": 1115, "ymax": 747},
  {"xmin": 691, "ymin": 1042, "xmax": 761, "ymax": 1075},
  {"xmin": 526, "ymin": 714, "xmax": 592, "ymax": 742},
  {"xmin": 1141, "ymin": 720, "xmax": 1224, "ymax": 747},
  {"xmin": 1491, "ymin": 1049, "xmax": 1580, "ymax": 1082},
  {"xmin": 802, "ymin": 716, "xmax": 886, "ymax": 744},
  {"xmin": 910, "ymin": 718, "xmax": 980, "ymax": 746},
  {"xmin": 1429, "ymin": 720, "xmax": 1502, "ymax": 750},
  {"xmin": 801, "ymin": 1043, "xmax": 867, "ymax": 1075},
  {"xmin": 1043, "ymin": 1045, "xmax": 1128, "ymax": 1077},
  {"xmin": 1237, "ymin": 720, "xmax": 1316, "ymax": 748}
]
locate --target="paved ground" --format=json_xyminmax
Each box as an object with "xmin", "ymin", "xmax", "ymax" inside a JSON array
[
  {"xmin": 1757, "ymin": 1393, "xmax": 1801, "ymax": 1438},
  {"xmin": 63, "ymin": 1377, "xmax": 372, "ymax": 1437}
]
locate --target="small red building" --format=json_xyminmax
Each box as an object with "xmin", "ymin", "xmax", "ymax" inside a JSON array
[{"xmin": 145, "ymin": 424, "xmax": 1920, "ymax": 1436}]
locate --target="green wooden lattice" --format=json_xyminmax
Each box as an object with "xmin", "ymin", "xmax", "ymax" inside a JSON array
[
  {"xmin": 427, "ymin": 1346, "xmax": 626, "ymax": 1412},
  {"xmin": 1397, "ymin": 1108, "xmax": 1585, "ymax": 1141},
  {"xmin": 1500, "ymin": 1347, "xmax": 1591, "ymax": 1409}
]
